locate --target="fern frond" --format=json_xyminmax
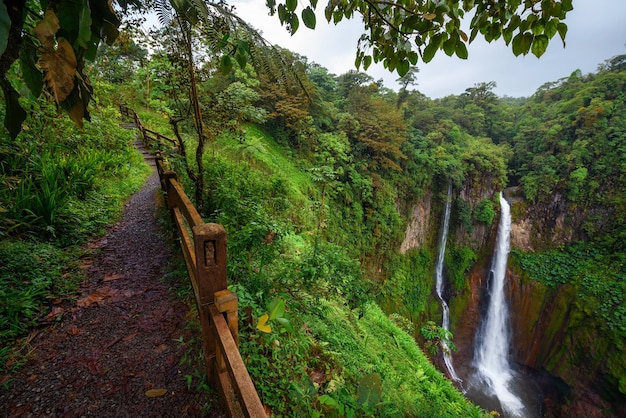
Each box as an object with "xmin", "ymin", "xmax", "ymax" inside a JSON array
[{"xmin": 154, "ymin": 0, "xmax": 173, "ymax": 26}]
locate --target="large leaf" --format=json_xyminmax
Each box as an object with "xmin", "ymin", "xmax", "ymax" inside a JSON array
[
  {"xmin": 19, "ymin": 44, "xmax": 43, "ymax": 97},
  {"xmin": 302, "ymin": 6, "xmax": 316, "ymax": 29},
  {"xmin": 57, "ymin": 0, "xmax": 92, "ymax": 48},
  {"xmin": 34, "ymin": 9, "xmax": 60, "ymax": 48},
  {"xmin": 531, "ymin": 34, "xmax": 548, "ymax": 58},
  {"xmin": 39, "ymin": 39, "xmax": 77, "ymax": 104},
  {"xmin": 268, "ymin": 298, "xmax": 286, "ymax": 320},
  {"xmin": 276, "ymin": 317, "xmax": 295, "ymax": 333},
  {"xmin": 0, "ymin": 0, "xmax": 10, "ymax": 56},
  {"xmin": 1, "ymin": 82, "xmax": 27, "ymax": 139},
  {"xmin": 256, "ymin": 313, "xmax": 271, "ymax": 333}
]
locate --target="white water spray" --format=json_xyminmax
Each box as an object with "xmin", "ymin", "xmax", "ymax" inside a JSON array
[
  {"xmin": 435, "ymin": 183, "xmax": 462, "ymax": 383},
  {"xmin": 473, "ymin": 193, "xmax": 525, "ymax": 417}
]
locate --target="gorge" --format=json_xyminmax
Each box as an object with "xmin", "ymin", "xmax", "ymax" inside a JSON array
[{"xmin": 401, "ymin": 183, "xmax": 626, "ymax": 417}]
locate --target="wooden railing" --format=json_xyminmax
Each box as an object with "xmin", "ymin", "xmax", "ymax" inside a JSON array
[{"xmin": 120, "ymin": 105, "xmax": 266, "ymax": 417}]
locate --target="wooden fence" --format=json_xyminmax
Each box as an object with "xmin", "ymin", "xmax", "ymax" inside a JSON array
[{"xmin": 120, "ymin": 105, "xmax": 266, "ymax": 417}]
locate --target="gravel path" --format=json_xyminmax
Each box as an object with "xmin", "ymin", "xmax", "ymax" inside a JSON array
[{"xmin": 1, "ymin": 140, "xmax": 222, "ymax": 417}]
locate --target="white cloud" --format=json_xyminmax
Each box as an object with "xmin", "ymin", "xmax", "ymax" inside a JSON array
[{"xmin": 229, "ymin": 0, "xmax": 626, "ymax": 98}]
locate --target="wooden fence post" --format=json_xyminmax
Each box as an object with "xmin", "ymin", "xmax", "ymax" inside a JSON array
[
  {"xmin": 215, "ymin": 290, "xmax": 239, "ymax": 346},
  {"xmin": 193, "ymin": 223, "xmax": 228, "ymax": 383},
  {"xmin": 162, "ymin": 171, "xmax": 178, "ymax": 208}
]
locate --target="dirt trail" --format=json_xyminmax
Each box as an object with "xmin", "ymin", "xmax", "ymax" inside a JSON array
[{"xmin": 1, "ymin": 140, "xmax": 220, "ymax": 417}]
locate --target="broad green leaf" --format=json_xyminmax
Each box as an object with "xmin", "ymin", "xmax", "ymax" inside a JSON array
[
  {"xmin": 268, "ymin": 298, "xmax": 285, "ymax": 320},
  {"xmin": 235, "ymin": 52, "xmax": 246, "ymax": 70},
  {"xmin": 276, "ymin": 317, "xmax": 295, "ymax": 333},
  {"xmin": 324, "ymin": 4, "xmax": 332, "ymax": 21},
  {"xmin": 397, "ymin": 59, "xmax": 410, "ymax": 77},
  {"xmin": 557, "ymin": 22, "xmax": 567, "ymax": 46},
  {"xmin": 220, "ymin": 54, "xmax": 232, "ymax": 74},
  {"xmin": 422, "ymin": 34, "xmax": 442, "ymax": 63},
  {"xmin": 512, "ymin": 32, "xmax": 524, "ymax": 56},
  {"xmin": 0, "ymin": 0, "xmax": 10, "ymax": 56},
  {"xmin": 544, "ymin": 17, "xmax": 558, "ymax": 39},
  {"xmin": 256, "ymin": 314, "xmax": 271, "ymax": 333},
  {"xmin": 455, "ymin": 40, "xmax": 468, "ymax": 59},
  {"xmin": 289, "ymin": 13, "xmax": 299, "ymax": 34},
  {"xmin": 512, "ymin": 32, "xmax": 533, "ymax": 56},
  {"xmin": 302, "ymin": 6, "xmax": 316, "ymax": 29},
  {"xmin": 78, "ymin": 0, "xmax": 92, "ymax": 48},
  {"xmin": 531, "ymin": 34, "xmax": 549, "ymax": 58},
  {"xmin": 1, "ymin": 84, "xmax": 27, "ymax": 139},
  {"xmin": 363, "ymin": 55, "xmax": 372, "ymax": 70},
  {"xmin": 562, "ymin": 0, "xmax": 573, "ymax": 12},
  {"xmin": 443, "ymin": 38, "xmax": 456, "ymax": 56},
  {"xmin": 278, "ymin": 4, "xmax": 287, "ymax": 24},
  {"xmin": 286, "ymin": 0, "xmax": 297, "ymax": 12},
  {"xmin": 58, "ymin": 0, "xmax": 91, "ymax": 48},
  {"xmin": 318, "ymin": 394, "xmax": 339, "ymax": 407},
  {"xmin": 19, "ymin": 45, "xmax": 43, "ymax": 98},
  {"xmin": 531, "ymin": 19, "xmax": 544, "ymax": 36}
]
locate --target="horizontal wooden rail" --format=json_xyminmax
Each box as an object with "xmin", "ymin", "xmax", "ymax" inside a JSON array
[{"xmin": 119, "ymin": 105, "xmax": 266, "ymax": 417}]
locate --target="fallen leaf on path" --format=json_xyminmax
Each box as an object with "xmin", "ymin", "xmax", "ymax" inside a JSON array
[
  {"xmin": 76, "ymin": 286, "xmax": 118, "ymax": 307},
  {"xmin": 145, "ymin": 388, "xmax": 167, "ymax": 397},
  {"xmin": 79, "ymin": 260, "xmax": 93, "ymax": 270},
  {"xmin": 154, "ymin": 344, "xmax": 168, "ymax": 353},
  {"xmin": 42, "ymin": 306, "xmax": 64, "ymax": 322},
  {"xmin": 123, "ymin": 333, "xmax": 138, "ymax": 342},
  {"xmin": 103, "ymin": 273, "xmax": 125, "ymax": 282},
  {"xmin": 67, "ymin": 325, "xmax": 82, "ymax": 335}
]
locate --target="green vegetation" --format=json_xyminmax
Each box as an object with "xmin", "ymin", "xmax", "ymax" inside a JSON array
[
  {"xmin": 0, "ymin": 94, "xmax": 151, "ymax": 371},
  {"xmin": 2, "ymin": 2, "xmax": 626, "ymax": 412}
]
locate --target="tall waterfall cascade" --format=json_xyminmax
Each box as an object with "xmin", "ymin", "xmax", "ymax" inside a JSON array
[
  {"xmin": 472, "ymin": 193, "xmax": 526, "ymax": 417},
  {"xmin": 435, "ymin": 183, "xmax": 462, "ymax": 383}
]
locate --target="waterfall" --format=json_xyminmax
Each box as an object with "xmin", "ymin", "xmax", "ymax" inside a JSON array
[
  {"xmin": 473, "ymin": 193, "xmax": 525, "ymax": 417},
  {"xmin": 435, "ymin": 183, "xmax": 462, "ymax": 383}
]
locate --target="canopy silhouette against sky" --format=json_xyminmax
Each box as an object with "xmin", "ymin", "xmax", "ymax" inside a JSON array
[{"xmin": 230, "ymin": 0, "xmax": 626, "ymax": 98}]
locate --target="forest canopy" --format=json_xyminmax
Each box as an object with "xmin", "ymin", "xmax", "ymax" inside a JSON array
[{"xmin": 1, "ymin": 0, "xmax": 573, "ymax": 138}]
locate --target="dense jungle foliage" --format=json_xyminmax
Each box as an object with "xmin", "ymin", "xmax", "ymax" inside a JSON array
[{"xmin": 2, "ymin": 19, "xmax": 625, "ymax": 414}]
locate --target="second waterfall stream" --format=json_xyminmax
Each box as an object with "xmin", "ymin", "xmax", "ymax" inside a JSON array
[{"xmin": 434, "ymin": 183, "xmax": 462, "ymax": 383}]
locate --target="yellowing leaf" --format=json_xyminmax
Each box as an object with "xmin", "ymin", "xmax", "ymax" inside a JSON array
[
  {"xmin": 423, "ymin": 13, "xmax": 436, "ymax": 21},
  {"xmin": 256, "ymin": 313, "xmax": 272, "ymax": 333},
  {"xmin": 34, "ymin": 10, "xmax": 60, "ymax": 47},
  {"xmin": 39, "ymin": 39, "xmax": 77, "ymax": 104},
  {"xmin": 459, "ymin": 30, "xmax": 468, "ymax": 42},
  {"xmin": 145, "ymin": 388, "xmax": 167, "ymax": 397}
]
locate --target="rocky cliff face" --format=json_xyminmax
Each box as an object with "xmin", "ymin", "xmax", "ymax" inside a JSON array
[
  {"xmin": 447, "ymin": 189, "xmax": 626, "ymax": 417},
  {"xmin": 399, "ymin": 191, "xmax": 432, "ymax": 254},
  {"xmin": 399, "ymin": 182, "xmax": 625, "ymax": 416}
]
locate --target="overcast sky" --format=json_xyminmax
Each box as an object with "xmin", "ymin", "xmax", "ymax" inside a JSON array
[{"xmin": 229, "ymin": 0, "xmax": 626, "ymax": 98}]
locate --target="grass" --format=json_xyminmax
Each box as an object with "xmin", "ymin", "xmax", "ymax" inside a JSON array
[{"xmin": 212, "ymin": 126, "xmax": 317, "ymax": 215}]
